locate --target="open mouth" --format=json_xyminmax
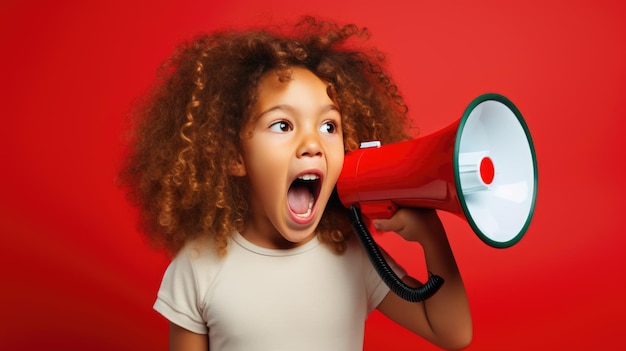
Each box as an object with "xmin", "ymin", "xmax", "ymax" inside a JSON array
[{"xmin": 287, "ymin": 173, "xmax": 322, "ymax": 219}]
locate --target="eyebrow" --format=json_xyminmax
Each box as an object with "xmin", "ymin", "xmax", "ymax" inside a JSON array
[{"xmin": 256, "ymin": 104, "xmax": 340, "ymax": 120}]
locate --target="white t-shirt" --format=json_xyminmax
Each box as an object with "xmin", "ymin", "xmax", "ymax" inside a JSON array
[{"xmin": 154, "ymin": 231, "xmax": 406, "ymax": 351}]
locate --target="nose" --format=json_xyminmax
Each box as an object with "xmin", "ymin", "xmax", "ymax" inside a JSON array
[{"xmin": 297, "ymin": 130, "xmax": 323, "ymax": 158}]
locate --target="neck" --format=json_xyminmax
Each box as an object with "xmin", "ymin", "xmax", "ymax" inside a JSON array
[{"xmin": 241, "ymin": 217, "xmax": 316, "ymax": 250}]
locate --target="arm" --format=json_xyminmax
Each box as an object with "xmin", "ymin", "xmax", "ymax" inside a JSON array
[
  {"xmin": 374, "ymin": 208, "xmax": 472, "ymax": 350},
  {"xmin": 169, "ymin": 322, "xmax": 209, "ymax": 351}
]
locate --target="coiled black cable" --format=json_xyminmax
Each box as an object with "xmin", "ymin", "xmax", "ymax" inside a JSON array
[{"xmin": 349, "ymin": 205, "xmax": 444, "ymax": 302}]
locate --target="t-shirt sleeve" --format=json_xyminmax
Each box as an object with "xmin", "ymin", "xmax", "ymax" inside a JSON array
[
  {"xmin": 365, "ymin": 246, "xmax": 407, "ymax": 313},
  {"xmin": 153, "ymin": 249, "xmax": 209, "ymax": 335}
]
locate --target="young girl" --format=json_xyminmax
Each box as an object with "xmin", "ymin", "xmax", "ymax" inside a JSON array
[{"xmin": 120, "ymin": 16, "xmax": 472, "ymax": 351}]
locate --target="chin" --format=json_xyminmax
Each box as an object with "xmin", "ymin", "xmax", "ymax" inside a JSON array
[{"xmin": 282, "ymin": 221, "xmax": 320, "ymax": 244}]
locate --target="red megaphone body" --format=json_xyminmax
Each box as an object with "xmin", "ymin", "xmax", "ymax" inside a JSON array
[{"xmin": 337, "ymin": 93, "xmax": 537, "ymax": 248}]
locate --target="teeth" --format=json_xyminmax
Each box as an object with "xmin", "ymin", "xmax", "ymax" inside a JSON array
[
  {"xmin": 298, "ymin": 174, "xmax": 319, "ymax": 181},
  {"xmin": 294, "ymin": 197, "xmax": 315, "ymax": 219}
]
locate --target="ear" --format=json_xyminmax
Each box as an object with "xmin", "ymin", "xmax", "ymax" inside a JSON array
[{"xmin": 228, "ymin": 154, "xmax": 247, "ymax": 176}]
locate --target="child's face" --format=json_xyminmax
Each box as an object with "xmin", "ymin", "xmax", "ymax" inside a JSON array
[{"xmin": 238, "ymin": 67, "xmax": 345, "ymax": 249}]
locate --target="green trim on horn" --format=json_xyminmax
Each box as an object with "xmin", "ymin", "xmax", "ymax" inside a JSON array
[{"xmin": 453, "ymin": 93, "xmax": 538, "ymax": 248}]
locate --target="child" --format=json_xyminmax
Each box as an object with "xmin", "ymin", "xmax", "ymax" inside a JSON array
[{"xmin": 120, "ymin": 16, "xmax": 472, "ymax": 351}]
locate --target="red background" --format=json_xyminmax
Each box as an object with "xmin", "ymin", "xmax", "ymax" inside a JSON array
[{"xmin": 1, "ymin": 0, "xmax": 625, "ymax": 350}]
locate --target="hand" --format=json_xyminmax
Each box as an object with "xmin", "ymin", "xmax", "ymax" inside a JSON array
[{"xmin": 372, "ymin": 208, "xmax": 446, "ymax": 245}]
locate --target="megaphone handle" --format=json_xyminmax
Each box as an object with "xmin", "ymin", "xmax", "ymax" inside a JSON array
[{"xmin": 349, "ymin": 205, "xmax": 444, "ymax": 302}]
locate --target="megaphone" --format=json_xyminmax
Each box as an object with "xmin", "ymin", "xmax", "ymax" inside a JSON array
[{"xmin": 337, "ymin": 93, "xmax": 537, "ymax": 302}]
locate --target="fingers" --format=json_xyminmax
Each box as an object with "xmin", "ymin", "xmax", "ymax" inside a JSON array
[
  {"xmin": 372, "ymin": 216, "xmax": 404, "ymax": 234},
  {"xmin": 372, "ymin": 208, "xmax": 443, "ymax": 242}
]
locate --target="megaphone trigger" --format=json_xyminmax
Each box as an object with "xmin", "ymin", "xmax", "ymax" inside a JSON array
[{"xmin": 359, "ymin": 200, "xmax": 399, "ymax": 219}]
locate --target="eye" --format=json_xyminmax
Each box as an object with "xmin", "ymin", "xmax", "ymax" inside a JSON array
[
  {"xmin": 269, "ymin": 120, "xmax": 292, "ymax": 133},
  {"xmin": 320, "ymin": 121, "xmax": 338, "ymax": 134}
]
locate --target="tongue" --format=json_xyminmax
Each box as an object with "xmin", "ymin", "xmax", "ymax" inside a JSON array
[{"xmin": 288, "ymin": 186, "xmax": 313, "ymax": 214}]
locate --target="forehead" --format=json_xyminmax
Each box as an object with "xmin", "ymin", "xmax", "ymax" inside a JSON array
[
  {"xmin": 247, "ymin": 67, "xmax": 336, "ymax": 122},
  {"xmin": 256, "ymin": 67, "xmax": 329, "ymax": 101}
]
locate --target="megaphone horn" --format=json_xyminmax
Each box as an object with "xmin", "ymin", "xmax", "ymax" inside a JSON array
[
  {"xmin": 338, "ymin": 93, "xmax": 537, "ymax": 302},
  {"xmin": 338, "ymin": 93, "xmax": 538, "ymax": 248}
]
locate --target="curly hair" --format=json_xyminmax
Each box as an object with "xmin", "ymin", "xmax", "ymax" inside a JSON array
[{"xmin": 119, "ymin": 16, "xmax": 413, "ymax": 257}]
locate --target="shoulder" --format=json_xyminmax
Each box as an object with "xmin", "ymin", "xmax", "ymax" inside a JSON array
[
  {"xmin": 342, "ymin": 233, "xmax": 371, "ymax": 265},
  {"xmin": 159, "ymin": 236, "xmax": 228, "ymax": 302},
  {"xmin": 174, "ymin": 237, "xmax": 226, "ymax": 280},
  {"xmin": 343, "ymin": 233, "xmax": 408, "ymax": 311},
  {"xmin": 154, "ymin": 236, "xmax": 229, "ymax": 334}
]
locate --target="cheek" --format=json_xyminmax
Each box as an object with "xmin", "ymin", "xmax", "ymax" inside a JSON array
[
  {"xmin": 244, "ymin": 150, "xmax": 285, "ymax": 191},
  {"xmin": 327, "ymin": 145, "xmax": 345, "ymax": 182}
]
